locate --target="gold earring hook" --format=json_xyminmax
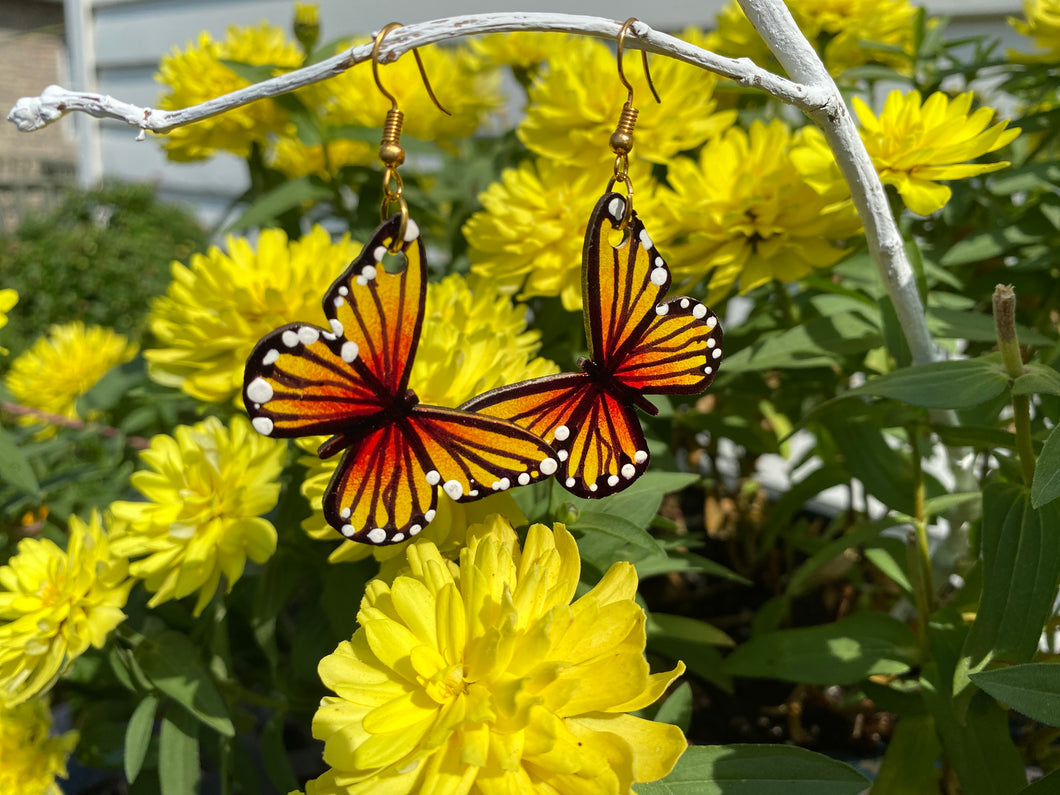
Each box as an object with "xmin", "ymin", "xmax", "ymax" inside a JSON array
[
  {"xmin": 615, "ymin": 18, "xmax": 661, "ymax": 109},
  {"xmin": 607, "ymin": 19, "xmax": 660, "ymax": 230},
  {"xmin": 371, "ymin": 23, "xmax": 451, "ymax": 251}
]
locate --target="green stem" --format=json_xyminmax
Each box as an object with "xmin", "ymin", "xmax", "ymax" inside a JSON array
[
  {"xmin": 907, "ymin": 427, "xmax": 934, "ymax": 652},
  {"xmin": 771, "ymin": 279, "xmax": 799, "ymax": 326},
  {"xmin": 993, "ymin": 285, "xmax": 1036, "ymax": 485}
]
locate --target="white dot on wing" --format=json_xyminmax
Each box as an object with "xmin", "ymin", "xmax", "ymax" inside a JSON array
[
  {"xmin": 339, "ymin": 286, "xmax": 349, "ymax": 296},
  {"xmin": 334, "ymin": 296, "xmax": 345, "ymax": 308},
  {"xmin": 247, "ymin": 377, "xmax": 273, "ymax": 404},
  {"xmin": 425, "ymin": 509, "xmax": 436, "ymax": 522},
  {"xmin": 621, "ymin": 463, "xmax": 636, "ymax": 479},
  {"xmin": 518, "ymin": 473, "xmax": 531, "ymax": 486},
  {"xmin": 565, "ymin": 477, "xmax": 575, "ymax": 488},
  {"xmin": 608, "ymin": 197, "xmax": 624, "ymax": 219},
  {"xmin": 298, "ymin": 326, "xmax": 319, "ymax": 345},
  {"xmin": 367, "ymin": 528, "xmax": 387, "ymax": 544},
  {"xmin": 650, "ymin": 268, "xmax": 668, "ymax": 287},
  {"xmin": 341, "ymin": 341, "xmax": 358, "ymax": 362},
  {"xmin": 405, "ymin": 219, "xmax": 420, "ymax": 241},
  {"xmin": 262, "ymin": 349, "xmax": 280, "ymax": 366},
  {"xmin": 409, "ymin": 525, "xmax": 422, "ymax": 536},
  {"xmin": 251, "ymin": 417, "xmax": 274, "ymax": 435},
  {"xmin": 693, "ymin": 304, "xmax": 707, "ymax": 319},
  {"xmin": 607, "ymin": 475, "xmax": 619, "ymax": 487},
  {"xmin": 707, "ymin": 316, "xmax": 718, "ymax": 329},
  {"xmin": 373, "ymin": 245, "xmax": 386, "ymax": 262},
  {"xmin": 540, "ymin": 458, "xmax": 558, "ymax": 476},
  {"xmin": 634, "ymin": 450, "xmax": 648, "ymax": 464},
  {"xmin": 282, "ymin": 330, "xmax": 299, "ymax": 348},
  {"xmin": 425, "ymin": 470, "xmax": 441, "ymax": 486},
  {"xmin": 443, "ymin": 480, "xmax": 463, "ymax": 500},
  {"xmin": 329, "ymin": 318, "xmax": 344, "ymax": 336},
  {"xmin": 639, "ymin": 229, "xmax": 653, "ymax": 248},
  {"xmin": 554, "ymin": 425, "xmax": 570, "ymax": 441},
  {"xmin": 558, "ymin": 450, "xmax": 568, "ymax": 462},
  {"xmin": 713, "ymin": 348, "xmax": 722, "ymax": 359},
  {"xmin": 341, "ymin": 523, "xmax": 355, "ymax": 537},
  {"xmin": 391, "ymin": 533, "xmax": 405, "ymax": 543},
  {"xmin": 656, "ymin": 304, "xmax": 669, "ymax": 316}
]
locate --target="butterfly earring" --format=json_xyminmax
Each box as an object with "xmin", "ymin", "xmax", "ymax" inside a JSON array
[
  {"xmin": 462, "ymin": 18, "xmax": 723, "ymax": 499},
  {"xmin": 242, "ymin": 24, "xmax": 557, "ymax": 545}
]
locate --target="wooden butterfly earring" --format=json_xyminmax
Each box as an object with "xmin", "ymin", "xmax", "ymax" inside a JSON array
[
  {"xmin": 463, "ymin": 19, "xmax": 724, "ymax": 499},
  {"xmin": 242, "ymin": 23, "xmax": 558, "ymax": 546}
]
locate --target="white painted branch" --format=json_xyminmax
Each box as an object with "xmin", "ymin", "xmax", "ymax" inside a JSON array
[
  {"xmin": 8, "ymin": 14, "xmax": 823, "ymax": 136},
  {"xmin": 7, "ymin": 7, "xmax": 934, "ymax": 369},
  {"xmin": 737, "ymin": 0, "xmax": 937, "ymax": 366}
]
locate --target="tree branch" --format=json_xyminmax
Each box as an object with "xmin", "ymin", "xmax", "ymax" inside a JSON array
[{"xmin": 6, "ymin": 6, "xmax": 936, "ymax": 366}]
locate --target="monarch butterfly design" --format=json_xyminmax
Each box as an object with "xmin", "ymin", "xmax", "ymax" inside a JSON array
[
  {"xmin": 242, "ymin": 214, "xmax": 558, "ymax": 546},
  {"xmin": 462, "ymin": 191, "xmax": 723, "ymax": 499}
]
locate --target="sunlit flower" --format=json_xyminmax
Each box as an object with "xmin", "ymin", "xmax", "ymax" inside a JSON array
[
  {"xmin": 0, "ymin": 697, "xmax": 79, "ymax": 795},
  {"xmin": 4, "ymin": 322, "xmax": 137, "ymax": 433},
  {"xmin": 155, "ymin": 22, "xmax": 304, "ymax": 161},
  {"xmin": 705, "ymin": 0, "xmax": 920, "ymax": 75},
  {"xmin": 855, "ymin": 89, "xmax": 1021, "ymax": 215},
  {"xmin": 145, "ymin": 225, "xmax": 363, "ymax": 404},
  {"xmin": 0, "ymin": 289, "xmax": 17, "ymax": 355},
  {"xmin": 271, "ymin": 41, "xmax": 502, "ymax": 179},
  {"xmin": 655, "ymin": 120, "xmax": 862, "ymax": 300},
  {"xmin": 306, "ymin": 517, "xmax": 687, "ymax": 794},
  {"xmin": 0, "ymin": 512, "xmax": 131, "ymax": 705},
  {"xmin": 469, "ymin": 32, "xmax": 574, "ymax": 71},
  {"xmin": 299, "ymin": 272, "xmax": 558, "ymax": 561},
  {"xmin": 518, "ymin": 34, "xmax": 735, "ymax": 167},
  {"xmin": 465, "ymin": 157, "xmax": 659, "ymax": 311},
  {"xmin": 293, "ymin": 3, "xmax": 320, "ymax": 52},
  {"xmin": 109, "ymin": 416, "xmax": 284, "ymax": 616},
  {"xmin": 1010, "ymin": 0, "xmax": 1060, "ymax": 61}
]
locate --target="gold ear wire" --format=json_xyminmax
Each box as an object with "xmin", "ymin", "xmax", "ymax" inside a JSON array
[
  {"xmin": 607, "ymin": 18, "xmax": 661, "ymax": 230},
  {"xmin": 371, "ymin": 22, "xmax": 451, "ymax": 251}
]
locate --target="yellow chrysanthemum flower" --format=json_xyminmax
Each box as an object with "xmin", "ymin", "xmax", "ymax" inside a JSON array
[
  {"xmin": 145, "ymin": 225, "xmax": 363, "ymax": 404},
  {"xmin": 1010, "ymin": 0, "xmax": 1060, "ymax": 61},
  {"xmin": 706, "ymin": 0, "xmax": 920, "ymax": 75},
  {"xmin": 465, "ymin": 157, "xmax": 659, "ymax": 311},
  {"xmin": 156, "ymin": 22, "xmax": 304, "ymax": 162},
  {"xmin": 0, "ymin": 289, "xmax": 17, "ymax": 355},
  {"xmin": 0, "ymin": 698, "xmax": 79, "ymax": 795},
  {"xmin": 4, "ymin": 322, "xmax": 137, "ymax": 433},
  {"xmin": 469, "ymin": 32, "xmax": 574, "ymax": 71},
  {"xmin": 518, "ymin": 34, "xmax": 736, "ymax": 168},
  {"xmin": 655, "ymin": 120, "xmax": 862, "ymax": 300},
  {"xmin": 299, "ymin": 272, "xmax": 558, "ymax": 562},
  {"xmin": 306, "ymin": 516, "xmax": 687, "ymax": 794},
  {"xmin": 109, "ymin": 416, "xmax": 285, "ymax": 616},
  {"xmin": 855, "ymin": 90, "xmax": 1021, "ymax": 216},
  {"xmin": 271, "ymin": 41, "xmax": 501, "ymax": 179},
  {"xmin": 0, "ymin": 512, "xmax": 131, "ymax": 705}
]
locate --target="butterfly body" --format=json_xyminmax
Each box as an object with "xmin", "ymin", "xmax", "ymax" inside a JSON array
[
  {"xmin": 463, "ymin": 192, "xmax": 722, "ymax": 500},
  {"xmin": 244, "ymin": 214, "xmax": 557, "ymax": 545}
]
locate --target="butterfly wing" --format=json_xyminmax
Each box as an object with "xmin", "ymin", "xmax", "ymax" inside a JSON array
[
  {"xmin": 243, "ymin": 322, "xmax": 387, "ymax": 439},
  {"xmin": 324, "ymin": 213, "xmax": 426, "ymax": 397},
  {"xmin": 326, "ymin": 405, "xmax": 558, "ymax": 545},
  {"xmin": 584, "ymin": 191, "xmax": 723, "ymax": 394},
  {"xmin": 461, "ymin": 373, "xmax": 649, "ymax": 499}
]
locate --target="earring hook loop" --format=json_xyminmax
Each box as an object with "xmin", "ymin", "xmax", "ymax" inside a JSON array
[
  {"xmin": 615, "ymin": 18, "xmax": 661, "ymax": 108},
  {"xmin": 371, "ymin": 22, "xmax": 451, "ymax": 116}
]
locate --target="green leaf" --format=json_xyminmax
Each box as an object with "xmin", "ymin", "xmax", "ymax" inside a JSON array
[
  {"xmin": 159, "ymin": 706, "xmax": 199, "ymax": 795},
  {"xmin": 864, "ymin": 538, "xmax": 914, "ymax": 596},
  {"xmin": 227, "ymin": 177, "xmax": 332, "ymax": 232},
  {"xmin": 1013, "ymin": 364, "xmax": 1060, "ymax": 398},
  {"xmin": 721, "ymin": 311, "xmax": 882, "ymax": 373},
  {"xmin": 970, "ymin": 663, "xmax": 1060, "ymax": 726},
  {"xmin": 927, "ymin": 306, "xmax": 1055, "ymax": 347},
  {"xmin": 570, "ymin": 511, "xmax": 667, "ymax": 572},
  {"xmin": 566, "ymin": 472, "xmax": 699, "ymax": 530},
  {"xmin": 633, "ymin": 744, "xmax": 869, "ymax": 794},
  {"xmin": 929, "ymin": 423, "xmax": 1016, "ymax": 450},
  {"xmin": 956, "ymin": 482, "xmax": 1060, "ymax": 702},
  {"xmin": 0, "ymin": 424, "xmax": 39, "ymax": 495},
  {"xmin": 261, "ymin": 712, "xmax": 299, "ymax": 794},
  {"xmin": 785, "ymin": 518, "xmax": 898, "ymax": 599},
  {"xmin": 822, "ymin": 417, "xmax": 917, "ymax": 515},
  {"xmin": 648, "ymin": 613, "xmax": 735, "ymax": 648},
  {"xmin": 721, "ymin": 611, "xmax": 918, "ymax": 685},
  {"xmin": 1020, "ymin": 769, "xmax": 1060, "ymax": 794},
  {"xmin": 77, "ymin": 357, "xmax": 145, "ymax": 415},
  {"xmin": 845, "ymin": 357, "xmax": 1011, "ymax": 410},
  {"xmin": 652, "ymin": 682, "xmax": 693, "ymax": 733},
  {"xmin": 136, "ymin": 631, "xmax": 235, "ymax": 737},
  {"xmin": 125, "ymin": 695, "xmax": 159, "ymax": 784},
  {"xmin": 921, "ymin": 665, "xmax": 1027, "ymax": 795},
  {"xmin": 1032, "ymin": 424, "xmax": 1060, "ymax": 508},
  {"xmin": 872, "ymin": 714, "xmax": 941, "ymax": 795}
]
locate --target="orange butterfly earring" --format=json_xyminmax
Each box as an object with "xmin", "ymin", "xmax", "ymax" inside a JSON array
[
  {"xmin": 242, "ymin": 24, "xmax": 558, "ymax": 545},
  {"xmin": 463, "ymin": 19, "xmax": 723, "ymax": 498}
]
